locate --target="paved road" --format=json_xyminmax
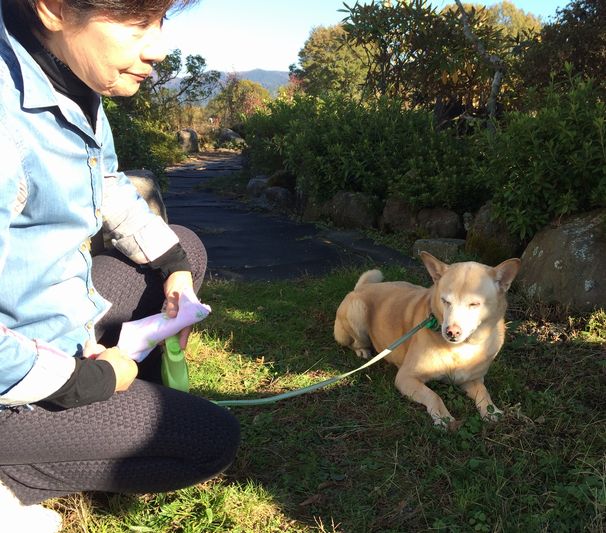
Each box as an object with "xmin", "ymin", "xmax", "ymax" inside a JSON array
[{"xmin": 163, "ymin": 152, "xmax": 416, "ymax": 281}]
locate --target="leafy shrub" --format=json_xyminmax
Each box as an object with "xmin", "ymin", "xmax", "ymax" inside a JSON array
[
  {"xmin": 485, "ymin": 75, "xmax": 606, "ymax": 239},
  {"xmin": 244, "ymin": 75, "xmax": 606, "ymax": 241},
  {"xmin": 244, "ymin": 94, "xmax": 491, "ymax": 213},
  {"xmin": 243, "ymin": 95, "xmax": 316, "ymax": 175},
  {"xmin": 104, "ymin": 98, "xmax": 185, "ymax": 189}
]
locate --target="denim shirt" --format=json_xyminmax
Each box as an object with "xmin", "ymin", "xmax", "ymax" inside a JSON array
[{"xmin": 0, "ymin": 7, "xmax": 179, "ymax": 405}]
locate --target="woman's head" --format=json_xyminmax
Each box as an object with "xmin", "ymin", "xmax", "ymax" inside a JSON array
[
  {"xmin": 24, "ymin": 0, "xmax": 197, "ymax": 26},
  {"xmin": 20, "ymin": 0, "xmax": 198, "ymax": 96}
]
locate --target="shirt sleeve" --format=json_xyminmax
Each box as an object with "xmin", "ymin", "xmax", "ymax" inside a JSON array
[
  {"xmin": 147, "ymin": 243, "xmax": 192, "ymax": 280},
  {"xmin": 98, "ymin": 106, "xmax": 180, "ymax": 264},
  {"xmin": 43, "ymin": 358, "xmax": 116, "ymax": 408},
  {"xmin": 0, "ymin": 119, "xmax": 77, "ymax": 404}
]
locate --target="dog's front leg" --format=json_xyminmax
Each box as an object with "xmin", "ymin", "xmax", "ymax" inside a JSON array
[
  {"xmin": 395, "ymin": 371, "xmax": 454, "ymax": 427},
  {"xmin": 460, "ymin": 379, "xmax": 503, "ymax": 421}
]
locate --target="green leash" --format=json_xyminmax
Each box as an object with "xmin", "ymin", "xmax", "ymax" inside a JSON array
[{"xmin": 213, "ymin": 314, "xmax": 440, "ymax": 407}]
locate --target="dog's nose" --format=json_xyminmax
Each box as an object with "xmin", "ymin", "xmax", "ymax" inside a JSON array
[{"xmin": 446, "ymin": 325, "xmax": 461, "ymax": 341}]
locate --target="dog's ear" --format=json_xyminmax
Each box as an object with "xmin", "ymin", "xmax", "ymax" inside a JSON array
[
  {"xmin": 420, "ymin": 251, "xmax": 447, "ymax": 283},
  {"xmin": 493, "ymin": 258, "xmax": 521, "ymax": 293}
]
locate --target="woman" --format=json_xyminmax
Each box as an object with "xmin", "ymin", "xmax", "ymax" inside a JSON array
[{"xmin": 0, "ymin": 1, "xmax": 240, "ymax": 531}]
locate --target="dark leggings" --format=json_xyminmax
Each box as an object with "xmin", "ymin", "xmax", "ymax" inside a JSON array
[{"xmin": 0, "ymin": 226, "xmax": 240, "ymax": 505}]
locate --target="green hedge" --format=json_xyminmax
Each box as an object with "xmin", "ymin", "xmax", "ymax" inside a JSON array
[
  {"xmin": 244, "ymin": 94, "xmax": 490, "ymax": 213},
  {"xmin": 244, "ymin": 78, "xmax": 606, "ymax": 241},
  {"xmin": 487, "ymin": 77, "xmax": 606, "ymax": 239},
  {"xmin": 104, "ymin": 98, "xmax": 185, "ymax": 189}
]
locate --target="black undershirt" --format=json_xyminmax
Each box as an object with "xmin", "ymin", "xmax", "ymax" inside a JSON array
[{"xmin": 4, "ymin": 3, "xmax": 190, "ymax": 407}]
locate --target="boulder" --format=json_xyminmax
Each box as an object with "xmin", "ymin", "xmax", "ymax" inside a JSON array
[
  {"xmin": 413, "ymin": 238, "xmax": 466, "ymax": 263},
  {"xmin": 326, "ymin": 191, "xmax": 377, "ymax": 230},
  {"xmin": 218, "ymin": 128, "xmax": 246, "ymax": 146},
  {"xmin": 246, "ymin": 175, "xmax": 270, "ymax": 198},
  {"xmin": 91, "ymin": 169, "xmax": 168, "ymax": 255},
  {"xmin": 380, "ymin": 196, "xmax": 417, "ymax": 233},
  {"xmin": 465, "ymin": 202, "xmax": 521, "ymax": 264},
  {"xmin": 264, "ymin": 186, "xmax": 294, "ymax": 210},
  {"xmin": 267, "ymin": 169, "xmax": 297, "ymax": 191},
  {"xmin": 125, "ymin": 169, "xmax": 168, "ymax": 222},
  {"xmin": 518, "ymin": 209, "xmax": 606, "ymax": 312},
  {"xmin": 176, "ymin": 128, "xmax": 199, "ymax": 153},
  {"xmin": 417, "ymin": 207, "xmax": 462, "ymax": 238}
]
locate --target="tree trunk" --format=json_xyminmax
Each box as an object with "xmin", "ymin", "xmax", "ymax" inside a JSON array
[{"xmin": 454, "ymin": 0, "xmax": 504, "ymax": 127}]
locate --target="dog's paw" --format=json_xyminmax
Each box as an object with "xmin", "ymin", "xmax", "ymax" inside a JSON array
[
  {"xmin": 354, "ymin": 348, "xmax": 373, "ymax": 359},
  {"xmin": 482, "ymin": 405, "xmax": 504, "ymax": 422},
  {"xmin": 432, "ymin": 415, "xmax": 456, "ymax": 430}
]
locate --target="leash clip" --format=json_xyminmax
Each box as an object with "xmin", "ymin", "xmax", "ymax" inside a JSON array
[{"xmin": 425, "ymin": 314, "xmax": 441, "ymax": 332}]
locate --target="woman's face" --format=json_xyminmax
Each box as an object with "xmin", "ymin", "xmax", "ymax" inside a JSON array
[{"xmin": 47, "ymin": 11, "xmax": 167, "ymax": 96}]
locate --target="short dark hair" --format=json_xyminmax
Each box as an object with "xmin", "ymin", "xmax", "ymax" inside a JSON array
[
  {"xmin": 41, "ymin": 0, "xmax": 198, "ymax": 20},
  {"xmin": 13, "ymin": 0, "xmax": 198, "ymax": 34}
]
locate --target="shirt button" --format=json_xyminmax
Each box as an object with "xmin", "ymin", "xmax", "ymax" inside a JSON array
[
  {"xmin": 89, "ymin": 157, "xmax": 97, "ymax": 167},
  {"xmin": 88, "ymin": 288, "xmax": 95, "ymax": 296},
  {"xmin": 85, "ymin": 321, "xmax": 93, "ymax": 331},
  {"xmin": 95, "ymin": 208, "xmax": 102, "ymax": 217},
  {"xmin": 80, "ymin": 242, "xmax": 89, "ymax": 252}
]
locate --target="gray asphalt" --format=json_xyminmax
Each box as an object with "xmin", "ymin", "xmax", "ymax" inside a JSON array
[{"xmin": 164, "ymin": 152, "xmax": 416, "ymax": 281}]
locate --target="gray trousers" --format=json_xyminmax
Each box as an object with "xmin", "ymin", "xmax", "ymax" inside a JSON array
[{"xmin": 0, "ymin": 226, "xmax": 240, "ymax": 504}]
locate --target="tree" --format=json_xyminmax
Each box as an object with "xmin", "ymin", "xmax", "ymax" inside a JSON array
[
  {"xmin": 206, "ymin": 74, "xmax": 270, "ymax": 128},
  {"xmin": 453, "ymin": 0, "xmax": 506, "ymax": 125},
  {"xmin": 150, "ymin": 50, "xmax": 220, "ymax": 110},
  {"xmin": 484, "ymin": 1, "xmax": 541, "ymax": 37},
  {"xmin": 276, "ymin": 72, "xmax": 306, "ymax": 102},
  {"xmin": 114, "ymin": 49, "xmax": 220, "ymax": 129},
  {"xmin": 104, "ymin": 49, "xmax": 219, "ymax": 179},
  {"xmin": 441, "ymin": 1, "xmax": 542, "ymax": 38},
  {"xmin": 291, "ymin": 24, "xmax": 367, "ymax": 98},
  {"xmin": 341, "ymin": 0, "xmax": 507, "ymax": 119},
  {"xmin": 516, "ymin": 0, "xmax": 606, "ymax": 91}
]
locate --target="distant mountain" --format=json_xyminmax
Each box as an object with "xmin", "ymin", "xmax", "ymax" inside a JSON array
[
  {"xmin": 162, "ymin": 69, "xmax": 290, "ymax": 103},
  {"xmin": 221, "ymin": 69, "xmax": 290, "ymax": 95}
]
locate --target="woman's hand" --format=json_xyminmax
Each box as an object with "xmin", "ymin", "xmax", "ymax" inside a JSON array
[
  {"xmin": 163, "ymin": 270, "xmax": 194, "ymax": 349},
  {"xmin": 83, "ymin": 340, "xmax": 138, "ymax": 392}
]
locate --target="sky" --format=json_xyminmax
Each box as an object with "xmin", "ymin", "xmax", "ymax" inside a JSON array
[{"xmin": 162, "ymin": 0, "xmax": 565, "ymax": 73}]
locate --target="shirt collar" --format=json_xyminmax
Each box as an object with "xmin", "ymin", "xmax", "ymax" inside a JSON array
[
  {"xmin": 0, "ymin": 2, "xmax": 99, "ymax": 129},
  {"xmin": 0, "ymin": 2, "xmax": 59, "ymax": 110}
]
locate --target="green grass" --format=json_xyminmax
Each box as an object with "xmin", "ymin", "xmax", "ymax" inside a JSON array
[{"xmin": 53, "ymin": 267, "xmax": 605, "ymax": 532}]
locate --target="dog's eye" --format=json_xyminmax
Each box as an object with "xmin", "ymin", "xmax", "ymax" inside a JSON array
[
  {"xmin": 440, "ymin": 297, "xmax": 451, "ymax": 306},
  {"xmin": 469, "ymin": 302, "xmax": 481, "ymax": 308}
]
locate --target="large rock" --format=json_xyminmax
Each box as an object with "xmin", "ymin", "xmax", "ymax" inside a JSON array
[
  {"xmin": 326, "ymin": 191, "xmax": 377, "ymax": 230},
  {"xmin": 380, "ymin": 199, "xmax": 461, "ymax": 238},
  {"xmin": 380, "ymin": 196, "xmax": 417, "ymax": 233},
  {"xmin": 267, "ymin": 169, "xmax": 297, "ymax": 191},
  {"xmin": 417, "ymin": 207, "xmax": 462, "ymax": 238},
  {"xmin": 413, "ymin": 238, "xmax": 466, "ymax": 262},
  {"xmin": 518, "ymin": 209, "xmax": 606, "ymax": 312},
  {"xmin": 218, "ymin": 128, "xmax": 246, "ymax": 147},
  {"xmin": 465, "ymin": 202, "xmax": 521, "ymax": 264},
  {"xmin": 246, "ymin": 175, "xmax": 270, "ymax": 198},
  {"xmin": 125, "ymin": 169, "xmax": 168, "ymax": 222},
  {"xmin": 91, "ymin": 169, "xmax": 168, "ymax": 255},
  {"xmin": 176, "ymin": 128, "xmax": 199, "ymax": 153},
  {"xmin": 263, "ymin": 186, "xmax": 294, "ymax": 211}
]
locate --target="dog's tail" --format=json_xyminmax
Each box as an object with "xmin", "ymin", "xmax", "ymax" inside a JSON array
[{"xmin": 354, "ymin": 269, "xmax": 383, "ymax": 291}]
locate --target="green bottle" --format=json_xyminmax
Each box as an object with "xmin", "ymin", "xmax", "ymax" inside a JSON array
[{"xmin": 161, "ymin": 335, "xmax": 190, "ymax": 392}]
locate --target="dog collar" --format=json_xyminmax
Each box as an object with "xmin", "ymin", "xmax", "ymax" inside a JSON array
[{"xmin": 426, "ymin": 314, "xmax": 441, "ymax": 331}]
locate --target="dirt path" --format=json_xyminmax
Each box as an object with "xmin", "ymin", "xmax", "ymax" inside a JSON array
[{"xmin": 163, "ymin": 151, "xmax": 415, "ymax": 281}]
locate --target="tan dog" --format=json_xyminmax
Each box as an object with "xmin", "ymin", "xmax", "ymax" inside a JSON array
[{"xmin": 334, "ymin": 252, "xmax": 521, "ymax": 427}]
